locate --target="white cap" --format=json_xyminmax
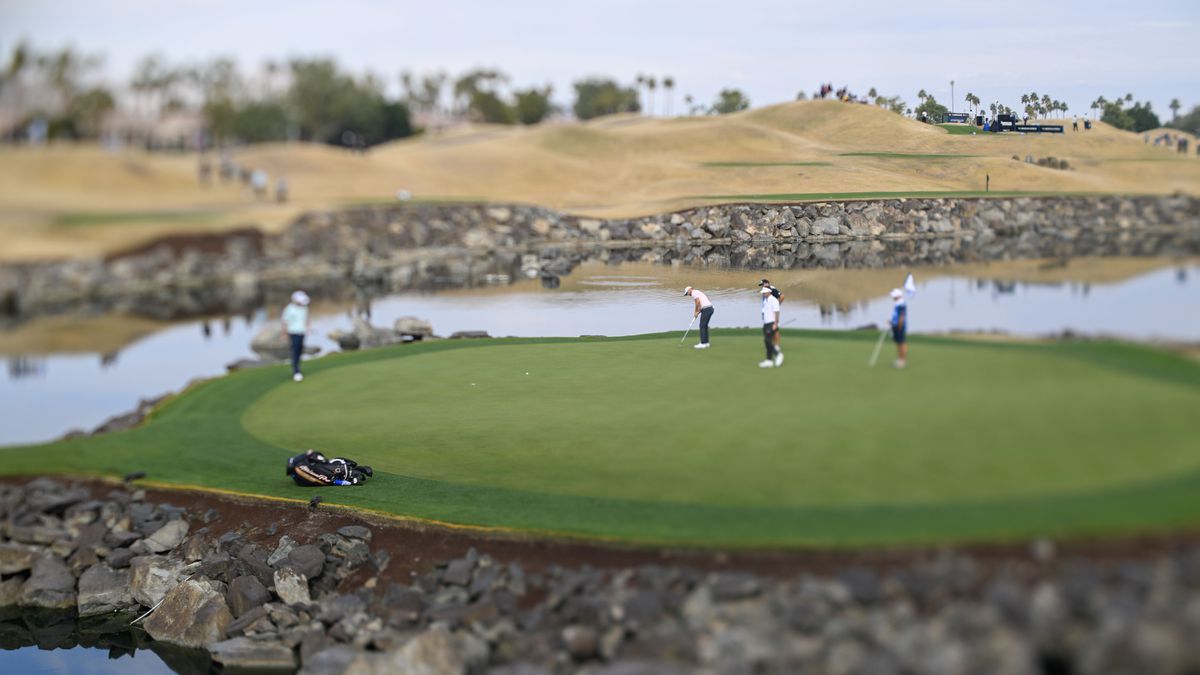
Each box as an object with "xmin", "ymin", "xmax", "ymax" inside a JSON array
[
  {"xmin": 683, "ymin": 286, "xmax": 693, "ymax": 296},
  {"xmin": 890, "ymin": 289, "xmax": 905, "ymax": 302},
  {"xmin": 292, "ymin": 290, "xmax": 311, "ymax": 306},
  {"xmin": 761, "ymin": 286, "xmax": 773, "ymax": 294}
]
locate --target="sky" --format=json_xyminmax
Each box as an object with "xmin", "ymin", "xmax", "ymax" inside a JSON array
[{"xmin": 0, "ymin": 0, "xmax": 1196, "ymax": 119}]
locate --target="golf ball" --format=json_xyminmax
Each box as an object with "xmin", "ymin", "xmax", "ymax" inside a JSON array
[{"xmin": 525, "ymin": 372, "xmax": 529, "ymax": 375}]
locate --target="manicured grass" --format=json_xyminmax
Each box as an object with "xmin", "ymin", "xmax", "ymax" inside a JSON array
[
  {"xmin": 937, "ymin": 124, "xmax": 989, "ymax": 136},
  {"xmin": 700, "ymin": 161, "xmax": 833, "ymax": 168},
  {"xmin": 839, "ymin": 151, "xmax": 980, "ymax": 159},
  {"xmin": 51, "ymin": 210, "xmax": 221, "ymax": 227},
  {"xmin": 4, "ymin": 331, "xmax": 1199, "ymax": 548}
]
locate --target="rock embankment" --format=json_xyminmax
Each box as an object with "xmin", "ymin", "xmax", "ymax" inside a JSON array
[
  {"xmin": 1, "ymin": 195, "xmax": 1196, "ymax": 322},
  {"xmin": 2, "ymin": 478, "xmax": 1198, "ymax": 674}
]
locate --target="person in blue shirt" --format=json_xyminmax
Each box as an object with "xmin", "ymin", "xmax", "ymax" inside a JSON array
[
  {"xmin": 281, "ymin": 290, "xmax": 311, "ymax": 381},
  {"xmin": 889, "ymin": 288, "xmax": 907, "ymax": 369}
]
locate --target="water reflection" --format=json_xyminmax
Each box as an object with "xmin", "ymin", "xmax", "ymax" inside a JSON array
[{"xmin": 0, "ymin": 257, "xmax": 1197, "ymax": 447}]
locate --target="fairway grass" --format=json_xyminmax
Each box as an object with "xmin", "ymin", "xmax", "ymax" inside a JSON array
[{"xmin": 4, "ymin": 330, "xmax": 1200, "ymax": 548}]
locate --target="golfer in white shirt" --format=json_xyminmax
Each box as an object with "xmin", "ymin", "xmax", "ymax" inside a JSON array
[{"xmin": 759, "ymin": 286, "xmax": 782, "ymax": 368}]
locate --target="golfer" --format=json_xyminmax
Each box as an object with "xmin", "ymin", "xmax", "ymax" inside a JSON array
[
  {"xmin": 759, "ymin": 286, "xmax": 782, "ymax": 368},
  {"xmin": 890, "ymin": 288, "xmax": 907, "ymax": 369},
  {"xmin": 683, "ymin": 286, "xmax": 714, "ymax": 349},
  {"xmin": 282, "ymin": 290, "xmax": 311, "ymax": 382},
  {"xmin": 758, "ymin": 279, "xmax": 785, "ymax": 359}
]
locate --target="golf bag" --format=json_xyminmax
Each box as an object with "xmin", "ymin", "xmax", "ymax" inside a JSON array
[{"xmin": 286, "ymin": 450, "xmax": 374, "ymax": 487}]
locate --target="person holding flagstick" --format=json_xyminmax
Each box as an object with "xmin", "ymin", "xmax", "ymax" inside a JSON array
[{"xmin": 890, "ymin": 273, "xmax": 916, "ymax": 369}]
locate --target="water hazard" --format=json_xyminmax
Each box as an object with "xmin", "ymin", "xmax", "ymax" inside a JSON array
[{"xmin": 0, "ymin": 255, "xmax": 1197, "ymax": 447}]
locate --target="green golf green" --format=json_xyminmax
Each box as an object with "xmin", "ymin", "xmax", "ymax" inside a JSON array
[{"xmin": 5, "ymin": 330, "xmax": 1200, "ymax": 548}]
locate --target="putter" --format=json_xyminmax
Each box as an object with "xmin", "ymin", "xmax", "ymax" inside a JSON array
[
  {"xmin": 678, "ymin": 315, "xmax": 698, "ymax": 346},
  {"xmin": 868, "ymin": 329, "xmax": 887, "ymax": 367}
]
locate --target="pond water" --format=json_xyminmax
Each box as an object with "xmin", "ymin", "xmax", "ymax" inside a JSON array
[{"xmin": 0, "ymin": 256, "xmax": 1197, "ymax": 448}]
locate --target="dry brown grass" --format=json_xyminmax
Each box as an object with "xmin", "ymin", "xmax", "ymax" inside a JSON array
[{"xmin": 1, "ymin": 100, "xmax": 1197, "ymax": 261}]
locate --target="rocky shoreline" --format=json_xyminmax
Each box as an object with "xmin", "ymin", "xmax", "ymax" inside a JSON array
[
  {"xmin": 1, "ymin": 195, "xmax": 1197, "ymax": 324},
  {"xmin": 2, "ymin": 478, "xmax": 1198, "ymax": 674}
]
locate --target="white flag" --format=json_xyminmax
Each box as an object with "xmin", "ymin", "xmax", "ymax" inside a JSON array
[{"xmin": 904, "ymin": 273, "xmax": 917, "ymax": 297}]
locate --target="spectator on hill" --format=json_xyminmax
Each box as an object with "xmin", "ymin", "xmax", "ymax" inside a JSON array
[
  {"xmin": 276, "ymin": 177, "xmax": 289, "ymax": 203},
  {"xmin": 251, "ymin": 169, "xmax": 268, "ymax": 200},
  {"xmin": 1072, "ymin": 116, "xmax": 1079, "ymax": 132},
  {"xmin": 198, "ymin": 155, "xmax": 212, "ymax": 186}
]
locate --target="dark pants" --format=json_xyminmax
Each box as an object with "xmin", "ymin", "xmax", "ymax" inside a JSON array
[
  {"xmin": 763, "ymin": 323, "xmax": 778, "ymax": 359},
  {"xmin": 289, "ymin": 333, "xmax": 305, "ymax": 375},
  {"xmin": 699, "ymin": 306, "xmax": 714, "ymax": 344}
]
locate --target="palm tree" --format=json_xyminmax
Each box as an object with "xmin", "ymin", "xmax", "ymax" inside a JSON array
[
  {"xmin": 1169, "ymin": 98, "xmax": 1181, "ymax": 121},
  {"xmin": 684, "ymin": 94, "xmax": 694, "ymax": 115},
  {"xmin": 635, "ymin": 74, "xmax": 646, "ymax": 115},
  {"xmin": 868, "ymin": 87, "xmax": 877, "ymax": 100},
  {"xmin": 917, "ymin": 89, "xmax": 927, "ymax": 101},
  {"xmin": 646, "ymin": 76, "xmax": 657, "ymax": 116},
  {"xmin": 663, "ymin": 76, "xmax": 675, "ymax": 116}
]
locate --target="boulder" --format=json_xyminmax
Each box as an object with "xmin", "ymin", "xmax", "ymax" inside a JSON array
[
  {"xmin": 302, "ymin": 645, "xmax": 361, "ymax": 675},
  {"xmin": 140, "ymin": 519, "xmax": 189, "ymax": 554},
  {"xmin": 250, "ymin": 325, "xmax": 320, "ymax": 361},
  {"xmin": 19, "ymin": 555, "xmax": 76, "ymax": 609},
  {"xmin": 563, "ymin": 624, "xmax": 600, "ymax": 660},
  {"xmin": 227, "ymin": 575, "xmax": 271, "ymax": 618},
  {"xmin": 328, "ymin": 329, "xmax": 361, "ymax": 351},
  {"xmin": 387, "ymin": 624, "xmax": 467, "ymax": 675},
  {"xmin": 449, "ymin": 330, "xmax": 490, "ymax": 340},
  {"xmin": 351, "ymin": 317, "xmax": 403, "ymax": 349},
  {"xmin": 274, "ymin": 568, "xmax": 311, "ymax": 606},
  {"xmin": 0, "ymin": 576, "xmax": 25, "ymax": 606},
  {"xmin": 282, "ymin": 544, "xmax": 325, "ymax": 578},
  {"xmin": 0, "ymin": 542, "xmax": 39, "ymax": 575},
  {"xmin": 813, "ymin": 216, "xmax": 841, "ymax": 236},
  {"xmin": 267, "ymin": 535, "xmax": 298, "ymax": 567},
  {"xmin": 395, "ymin": 316, "xmax": 434, "ymax": 338},
  {"xmin": 77, "ymin": 564, "xmax": 137, "ymax": 617},
  {"xmin": 210, "ymin": 637, "xmax": 297, "ymax": 670},
  {"xmin": 143, "ymin": 578, "xmax": 233, "ymax": 649},
  {"xmin": 130, "ymin": 555, "xmax": 185, "ymax": 607}
]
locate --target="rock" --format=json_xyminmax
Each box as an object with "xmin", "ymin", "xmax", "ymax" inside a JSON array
[
  {"xmin": 251, "ymin": 325, "xmax": 320, "ymax": 361},
  {"xmin": 19, "ymin": 555, "xmax": 77, "ymax": 609},
  {"xmin": 143, "ymin": 578, "xmax": 233, "ymax": 649},
  {"xmin": 813, "ymin": 216, "xmax": 842, "ymax": 236},
  {"xmin": 267, "ymin": 535, "xmax": 298, "ymax": 567},
  {"xmin": 710, "ymin": 572, "xmax": 761, "ymax": 601},
  {"xmin": 77, "ymin": 564, "xmax": 137, "ymax": 616},
  {"xmin": 328, "ymin": 329, "xmax": 361, "ymax": 351},
  {"xmin": 274, "ymin": 568, "xmax": 312, "ymax": 606},
  {"xmin": 443, "ymin": 557, "xmax": 476, "ymax": 586},
  {"xmin": 283, "ymin": 544, "xmax": 325, "ymax": 578},
  {"xmin": 562, "ymin": 624, "xmax": 600, "ymax": 660},
  {"xmin": 395, "ymin": 316, "xmax": 434, "ymax": 338},
  {"xmin": 106, "ymin": 548, "xmax": 136, "ymax": 569},
  {"xmin": 449, "ymin": 330, "xmax": 490, "ymax": 339},
  {"xmin": 388, "ymin": 624, "xmax": 467, "ymax": 675},
  {"xmin": 0, "ymin": 542, "xmax": 39, "ymax": 574},
  {"xmin": 210, "ymin": 637, "xmax": 297, "ymax": 670},
  {"xmin": 142, "ymin": 519, "xmax": 189, "ymax": 554},
  {"xmin": 337, "ymin": 525, "xmax": 373, "ymax": 542},
  {"xmin": 301, "ymin": 645, "xmax": 361, "ymax": 675},
  {"xmin": 130, "ymin": 555, "xmax": 186, "ymax": 607},
  {"xmin": 0, "ymin": 576, "xmax": 26, "ymax": 606},
  {"xmin": 227, "ymin": 575, "xmax": 271, "ymax": 618}
]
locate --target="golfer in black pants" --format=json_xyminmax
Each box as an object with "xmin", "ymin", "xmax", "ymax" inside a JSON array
[
  {"xmin": 759, "ymin": 286, "xmax": 781, "ymax": 368},
  {"xmin": 684, "ymin": 286, "xmax": 715, "ymax": 349}
]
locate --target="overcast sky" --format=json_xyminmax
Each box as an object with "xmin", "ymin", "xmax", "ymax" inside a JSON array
[{"xmin": 1, "ymin": 0, "xmax": 1196, "ymax": 118}]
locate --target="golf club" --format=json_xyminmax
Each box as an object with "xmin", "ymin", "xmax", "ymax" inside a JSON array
[
  {"xmin": 678, "ymin": 315, "xmax": 698, "ymax": 346},
  {"xmin": 868, "ymin": 329, "xmax": 887, "ymax": 367}
]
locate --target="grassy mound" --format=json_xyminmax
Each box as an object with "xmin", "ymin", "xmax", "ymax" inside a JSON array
[{"xmin": 4, "ymin": 330, "xmax": 1200, "ymax": 548}]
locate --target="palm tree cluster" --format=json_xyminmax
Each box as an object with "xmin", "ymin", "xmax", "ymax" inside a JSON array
[
  {"xmin": 1019, "ymin": 92, "xmax": 1069, "ymax": 120},
  {"xmin": 635, "ymin": 74, "xmax": 675, "ymax": 116}
]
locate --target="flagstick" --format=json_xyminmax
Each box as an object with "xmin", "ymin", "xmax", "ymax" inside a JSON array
[{"xmin": 868, "ymin": 329, "xmax": 887, "ymax": 367}]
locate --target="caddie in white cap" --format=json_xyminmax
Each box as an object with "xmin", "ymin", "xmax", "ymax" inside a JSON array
[
  {"xmin": 758, "ymin": 285, "xmax": 782, "ymax": 368},
  {"xmin": 282, "ymin": 290, "xmax": 312, "ymax": 382},
  {"xmin": 683, "ymin": 286, "xmax": 715, "ymax": 348}
]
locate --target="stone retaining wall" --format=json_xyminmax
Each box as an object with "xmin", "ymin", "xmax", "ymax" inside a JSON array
[{"xmin": 1, "ymin": 196, "xmax": 1197, "ymax": 322}]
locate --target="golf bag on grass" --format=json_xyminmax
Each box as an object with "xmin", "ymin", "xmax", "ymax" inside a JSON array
[{"xmin": 287, "ymin": 449, "xmax": 374, "ymax": 487}]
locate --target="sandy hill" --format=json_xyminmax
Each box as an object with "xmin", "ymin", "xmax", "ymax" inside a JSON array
[{"xmin": 1, "ymin": 100, "xmax": 1197, "ymax": 260}]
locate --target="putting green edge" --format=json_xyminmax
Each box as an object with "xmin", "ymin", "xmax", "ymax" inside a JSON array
[{"xmin": 4, "ymin": 330, "xmax": 1199, "ymax": 550}]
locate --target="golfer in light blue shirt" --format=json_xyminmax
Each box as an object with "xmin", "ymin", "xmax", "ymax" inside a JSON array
[{"xmin": 282, "ymin": 291, "xmax": 311, "ymax": 381}]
